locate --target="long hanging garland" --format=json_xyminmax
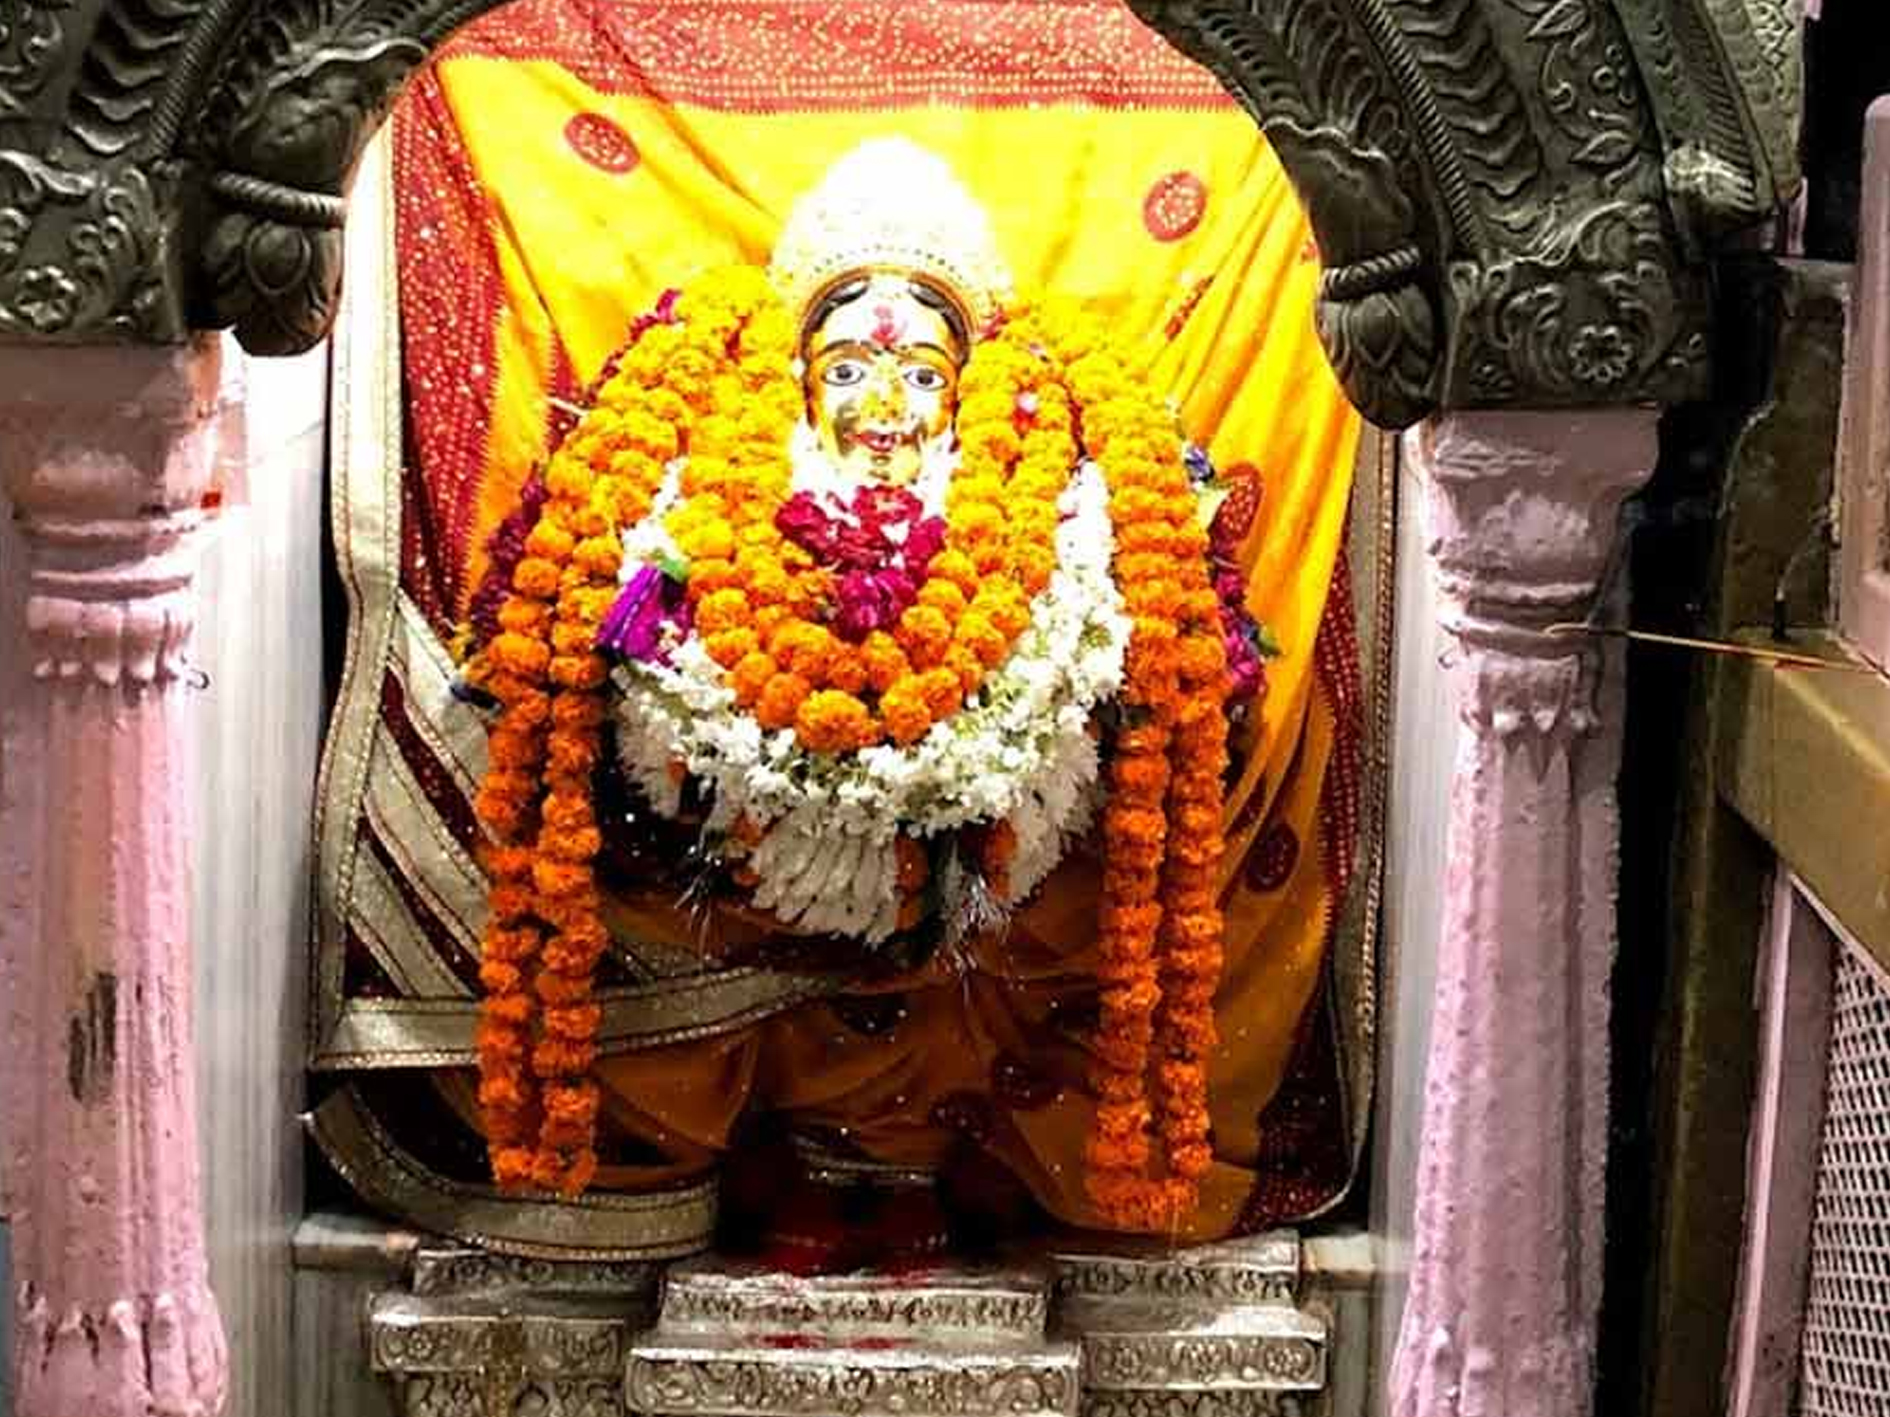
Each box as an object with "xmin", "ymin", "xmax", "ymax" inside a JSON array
[{"xmin": 469, "ymin": 266, "xmax": 1230, "ymax": 1228}]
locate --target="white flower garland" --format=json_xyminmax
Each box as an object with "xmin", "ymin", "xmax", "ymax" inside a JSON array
[{"xmin": 610, "ymin": 460, "xmax": 1129, "ymax": 942}]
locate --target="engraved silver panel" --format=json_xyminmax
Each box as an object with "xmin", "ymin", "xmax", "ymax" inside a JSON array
[
  {"xmin": 626, "ymin": 1340, "xmax": 1083, "ymax": 1417},
  {"xmin": 398, "ymin": 1372, "xmax": 629, "ymax": 1417},
  {"xmin": 1053, "ymin": 1233, "xmax": 1301, "ymax": 1308},
  {"xmin": 1084, "ymin": 1392, "xmax": 1310, "ymax": 1417},
  {"xmin": 659, "ymin": 1259, "xmax": 1053, "ymax": 1341},
  {"xmin": 370, "ymin": 1294, "xmax": 651, "ymax": 1376},
  {"xmin": 1053, "ymin": 1235, "xmax": 1326, "ymax": 1404},
  {"xmin": 1079, "ymin": 1325, "xmax": 1325, "ymax": 1394},
  {"xmin": 412, "ymin": 1246, "xmax": 663, "ymax": 1299}
]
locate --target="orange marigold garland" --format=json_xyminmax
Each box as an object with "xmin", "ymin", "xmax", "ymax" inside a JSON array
[
  {"xmin": 1054, "ymin": 309, "xmax": 1229, "ymax": 1232},
  {"xmin": 468, "ymin": 271, "xmax": 784, "ymax": 1192},
  {"xmin": 470, "ymin": 270, "xmax": 1232, "ymax": 1226}
]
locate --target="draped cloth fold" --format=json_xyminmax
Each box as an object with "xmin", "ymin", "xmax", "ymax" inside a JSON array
[{"xmin": 313, "ymin": 0, "xmax": 1382, "ymax": 1251}]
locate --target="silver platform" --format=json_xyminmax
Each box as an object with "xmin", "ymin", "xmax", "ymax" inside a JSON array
[{"xmin": 365, "ymin": 1234, "xmax": 1334, "ymax": 1417}]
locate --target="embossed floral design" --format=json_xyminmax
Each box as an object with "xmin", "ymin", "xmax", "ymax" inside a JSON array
[
  {"xmin": 1569, "ymin": 323, "xmax": 1635, "ymax": 388},
  {"xmin": 0, "ymin": 207, "xmax": 29, "ymax": 266},
  {"xmin": 5, "ymin": 264, "xmax": 78, "ymax": 333}
]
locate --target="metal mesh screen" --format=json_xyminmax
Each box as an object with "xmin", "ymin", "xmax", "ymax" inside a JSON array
[{"xmin": 1799, "ymin": 947, "xmax": 1890, "ymax": 1415}]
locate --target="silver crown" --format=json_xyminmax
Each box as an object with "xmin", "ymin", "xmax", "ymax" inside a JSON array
[{"xmin": 768, "ymin": 138, "xmax": 1013, "ymax": 342}]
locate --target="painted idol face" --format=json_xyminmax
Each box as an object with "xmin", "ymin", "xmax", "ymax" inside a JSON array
[{"xmin": 803, "ymin": 274, "xmax": 968, "ymax": 487}]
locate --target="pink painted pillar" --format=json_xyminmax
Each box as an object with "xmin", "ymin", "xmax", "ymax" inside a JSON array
[
  {"xmin": 1389, "ymin": 410, "xmax": 1658, "ymax": 1417},
  {"xmin": 0, "ymin": 342, "xmax": 230, "ymax": 1417}
]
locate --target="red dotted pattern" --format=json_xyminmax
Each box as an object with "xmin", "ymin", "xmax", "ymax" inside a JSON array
[
  {"xmin": 1234, "ymin": 557, "xmax": 1367, "ymax": 1231},
  {"xmin": 1143, "ymin": 170, "xmax": 1207, "ymax": 241},
  {"xmin": 439, "ymin": 0, "xmax": 1239, "ymax": 113},
  {"xmin": 394, "ymin": 72, "xmax": 504, "ymax": 634},
  {"xmin": 1313, "ymin": 556, "xmax": 1365, "ymax": 905},
  {"xmin": 564, "ymin": 111, "xmax": 641, "ymax": 172}
]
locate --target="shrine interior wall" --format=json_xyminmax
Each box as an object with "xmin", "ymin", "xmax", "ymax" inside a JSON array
[
  {"xmin": 1368, "ymin": 445, "xmax": 1454, "ymax": 1391},
  {"xmin": 184, "ymin": 340, "xmax": 330, "ymax": 1417}
]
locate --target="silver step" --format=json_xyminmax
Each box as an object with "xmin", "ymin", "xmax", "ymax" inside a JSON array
[
  {"xmin": 364, "ymin": 1233, "xmax": 1334, "ymax": 1417},
  {"xmin": 627, "ymin": 1336, "xmax": 1083, "ymax": 1417},
  {"xmin": 658, "ymin": 1258, "xmax": 1054, "ymax": 1342},
  {"xmin": 632, "ymin": 1259, "xmax": 1079, "ymax": 1417},
  {"xmin": 1052, "ymin": 1232, "xmax": 1301, "ymax": 1309},
  {"xmin": 1051, "ymin": 1234, "xmax": 1326, "ymax": 1411}
]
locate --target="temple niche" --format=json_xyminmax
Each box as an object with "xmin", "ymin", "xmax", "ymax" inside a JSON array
[{"xmin": 309, "ymin": 4, "xmax": 1384, "ymax": 1404}]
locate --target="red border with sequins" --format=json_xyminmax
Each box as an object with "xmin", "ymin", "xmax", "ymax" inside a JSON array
[{"xmin": 435, "ymin": 0, "xmax": 1237, "ymax": 113}]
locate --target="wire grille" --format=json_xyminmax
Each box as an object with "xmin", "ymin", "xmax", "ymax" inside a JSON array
[{"xmin": 1799, "ymin": 946, "xmax": 1890, "ymax": 1415}]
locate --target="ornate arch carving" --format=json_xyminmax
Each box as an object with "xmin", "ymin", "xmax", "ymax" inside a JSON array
[{"xmin": 0, "ymin": 0, "xmax": 1801, "ymax": 428}]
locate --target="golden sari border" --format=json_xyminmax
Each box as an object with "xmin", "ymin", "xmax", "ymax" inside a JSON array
[
  {"xmin": 361, "ymin": 734, "xmax": 488, "ymax": 941},
  {"xmin": 349, "ymin": 839, "xmax": 479, "ymax": 994},
  {"xmin": 1311, "ymin": 423, "xmax": 1395, "ymax": 1218},
  {"xmin": 312, "ymin": 130, "xmax": 407, "ymax": 1061},
  {"xmin": 389, "ymin": 590, "xmax": 489, "ymax": 795},
  {"xmin": 308, "ymin": 1086, "xmax": 716, "ymax": 1258},
  {"xmin": 317, "ymin": 968, "xmax": 840, "ymax": 1068}
]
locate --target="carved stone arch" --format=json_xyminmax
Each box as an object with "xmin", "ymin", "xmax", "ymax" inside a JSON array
[{"xmin": 0, "ymin": 0, "xmax": 1801, "ymax": 428}]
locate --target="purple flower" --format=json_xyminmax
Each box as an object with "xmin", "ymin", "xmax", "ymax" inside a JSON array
[
  {"xmin": 903, "ymin": 515, "xmax": 947, "ymax": 569},
  {"xmin": 598, "ymin": 565, "xmax": 689, "ymax": 663},
  {"xmin": 470, "ymin": 476, "xmax": 551, "ymax": 643},
  {"xmin": 853, "ymin": 485, "xmax": 924, "ymax": 530},
  {"xmin": 1221, "ymin": 606, "xmax": 1266, "ymax": 705},
  {"xmin": 834, "ymin": 568, "xmax": 918, "ymax": 641},
  {"xmin": 629, "ymin": 288, "xmax": 683, "ymax": 343},
  {"xmin": 777, "ymin": 492, "xmax": 840, "ymax": 560}
]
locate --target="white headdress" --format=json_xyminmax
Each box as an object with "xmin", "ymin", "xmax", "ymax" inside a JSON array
[{"xmin": 768, "ymin": 138, "xmax": 1014, "ymax": 342}]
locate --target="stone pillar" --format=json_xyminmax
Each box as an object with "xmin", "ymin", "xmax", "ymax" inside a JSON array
[
  {"xmin": 1388, "ymin": 410, "xmax": 1657, "ymax": 1417},
  {"xmin": 0, "ymin": 342, "xmax": 229, "ymax": 1417}
]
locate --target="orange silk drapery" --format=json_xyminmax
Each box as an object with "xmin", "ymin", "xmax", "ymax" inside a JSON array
[{"xmin": 366, "ymin": 0, "xmax": 1364, "ymax": 1238}]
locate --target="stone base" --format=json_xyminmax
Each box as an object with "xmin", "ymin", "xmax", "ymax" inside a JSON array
[{"xmin": 356, "ymin": 1227, "xmax": 1337, "ymax": 1417}]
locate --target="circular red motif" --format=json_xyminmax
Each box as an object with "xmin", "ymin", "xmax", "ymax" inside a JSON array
[
  {"xmin": 1143, "ymin": 171, "xmax": 1208, "ymax": 242},
  {"xmin": 564, "ymin": 113, "xmax": 639, "ymax": 174},
  {"xmin": 1246, "ymin": 822, "xmax": 1301, "ymax": 893}
]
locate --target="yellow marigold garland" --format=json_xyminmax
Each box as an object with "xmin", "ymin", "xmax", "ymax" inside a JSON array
[{"xmin": 471, "ymin": 269, "xmax": 1228, "ymax": 1226}]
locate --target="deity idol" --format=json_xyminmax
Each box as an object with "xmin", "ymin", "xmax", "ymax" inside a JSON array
[{"xmin": 465, "ymin": 139, "xmax": 1272, "ymax": 1256}]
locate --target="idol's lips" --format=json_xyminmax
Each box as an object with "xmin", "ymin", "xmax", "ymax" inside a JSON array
[{"xmin": 856, "ymin": 429, "xmax": 905, "ymax": 455}]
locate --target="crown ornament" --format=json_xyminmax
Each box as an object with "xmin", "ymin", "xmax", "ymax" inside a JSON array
[{"xmin": 768, "ymin": 138, "xmax": 1014, "ymax": 342}]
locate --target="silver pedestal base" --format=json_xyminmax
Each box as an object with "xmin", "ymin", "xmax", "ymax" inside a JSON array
[{"xmin": 366, "ymin": 1234, "xmax": 1333, "ymax": 1417}]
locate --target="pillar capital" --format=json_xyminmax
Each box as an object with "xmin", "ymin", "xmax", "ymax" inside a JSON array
[
  {"xmin": 1413, "ymin": 410, "xmax": 1657, "ymax": 741},
  {"xmin": 0, "ymin": 339, "xmax": 222, "ymax": 686}
]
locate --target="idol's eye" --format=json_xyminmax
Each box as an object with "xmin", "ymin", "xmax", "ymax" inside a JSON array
[
  {"xmin": 904, "ymin": 365, "xmax": 947, "ymax": 393},
  {"xmin": 823, "ymin": 360, "xmax": 869, "ymax": 388}
]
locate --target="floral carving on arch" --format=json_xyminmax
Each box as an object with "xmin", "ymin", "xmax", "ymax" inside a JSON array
[{"xmin": 0, "ymin": 0, "xmax": 1802, "ymax": 429}]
